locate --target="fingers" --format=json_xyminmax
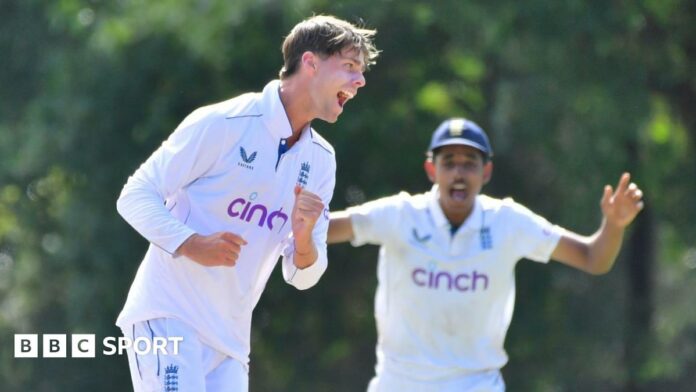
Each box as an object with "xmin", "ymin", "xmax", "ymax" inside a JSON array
[
  {"xmin": 221, "ymin": 251, "xmax": 239, "ymax": 267},
  {"xmin": 221, "ymin": 232, "xmax": 248, "ymax": 246},
  {"xmin": 221, "ymin": 232, "xmax": 247, "ymax": 265},
  {"xmin": 295, "ymin": 197, "xmax": 324, "ymax": 213},
  {"xmin": 625, "ymin": 182, "xmax": 644, "ymax": 212},
  {"xmin": 601, "ymin": 185, "xmax": 613, "ymax": 204},
  {"xmin": 601, "ymin": 172, "xmax": 645, "ymax": 228},
  {"xmin": 612, "ymin": 172, "xmax": 644, "ymax": 206},
  {"xmin": 293, "ymin": 188, "xmax": 324, "ymax": 213},
  {"xmin": 615, "ymin": 172, "xmax": 630, "ymax": 194},
  {"xmin": 616, "ymin": 172, "xmax": 643, "ymax": 203},
  {"xmin": 292, "ymin": 189, "xmax": 324, "ymax": 237},
  {"xmin": 636, "ymin": 200, "xmax": 645, "ymax": 211},
  {"xmin": 200, "ymin": 232, "xmax": 245, "ymax": 267},
  {"xmin": 294, "ymin": 187, "xmax": 321, "ymax": 201},
  {"xmin": 180, "ymin": 232, "xmax": 246, "ymax": 267},
  {"xmin": 625, "ymin": 182, "xmax": 640, "ymax": 198}
]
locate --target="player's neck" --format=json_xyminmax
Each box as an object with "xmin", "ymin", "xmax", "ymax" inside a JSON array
[
  {"xmin": 278, "ymin": 78, "xmax": 312, "ymax": 140},
  {"xmin": 441, "ymin": 203, "xmax": 475, "ymax": 228}
]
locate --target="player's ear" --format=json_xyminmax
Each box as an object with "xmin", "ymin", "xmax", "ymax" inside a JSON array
[
  {"xmin": 424, "ymin": 159, "xmax": 436, "ymax": 183},
  {"xmin": 301, "ymin": 51, "xmax": 318, "ymax": 73},
  {"xmin": 483, "ymin": 161, "xmax": 493, "ymax": 184}
]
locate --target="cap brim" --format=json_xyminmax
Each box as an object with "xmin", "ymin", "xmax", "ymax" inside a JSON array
[{"xmin": 429, "ymin": 139, "xmax": 490, "ymax": 156}]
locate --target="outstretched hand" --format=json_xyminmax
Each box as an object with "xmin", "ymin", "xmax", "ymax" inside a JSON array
[{"xmin": 600, "ymin": 172, "xmax": 644, "ymax": 228}]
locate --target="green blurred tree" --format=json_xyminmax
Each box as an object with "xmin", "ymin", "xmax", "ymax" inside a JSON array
[{"xmin": 0, "ymin": 0, "xmax": 694, "ymax": 391}]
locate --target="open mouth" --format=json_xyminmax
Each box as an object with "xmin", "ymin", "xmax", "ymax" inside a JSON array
[
  {"xmin": 450, "ymin": 183, "xmax": 468, "ymax": 201},
  {"xmin": 337, "ymin": 90, "xmax": 354, "ymax": 108}
]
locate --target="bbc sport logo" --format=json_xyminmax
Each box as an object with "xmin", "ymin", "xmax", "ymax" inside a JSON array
[{"xmin": 14, "ymin": 334, "xmax": 183, "ymax": 358}]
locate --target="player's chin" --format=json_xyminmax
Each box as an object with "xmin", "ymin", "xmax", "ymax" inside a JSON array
[
  {"xmin": 447, "ymin": 200, "xmax": 469, "ymax": 211},
  {"xmin": 444, "ymin": 193, "xmax": 471, "ymax": 209},
  {"xmin": 320, "ymin": 111, "xmax": 341, "ymax": 123}
]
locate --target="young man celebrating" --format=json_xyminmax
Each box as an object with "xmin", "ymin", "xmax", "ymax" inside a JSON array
[
  {"xmin": 116, "ymin": 15, "xmax": 379, "ymax": 391},
  {"xmin": 328, "ymin": 118, "xmax": 644, "ymax": 391}
]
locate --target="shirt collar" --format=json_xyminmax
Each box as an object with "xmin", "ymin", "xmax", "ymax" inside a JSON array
[
  {"xmin": 427, "ymin": 185, "xmax": 483, "ymax": 232},
  {"xmin": 259, "ymin": 80, "xmax": 294, "ymax": 140}
]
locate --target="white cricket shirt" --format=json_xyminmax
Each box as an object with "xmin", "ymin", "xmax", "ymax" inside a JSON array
[
  {"xmin": 116, "ymin": 80, "xmax": 336, "ymax": 366},
  {"xmin": 348, "ymin": 186, "xmax": 563, "ymax": 383}
]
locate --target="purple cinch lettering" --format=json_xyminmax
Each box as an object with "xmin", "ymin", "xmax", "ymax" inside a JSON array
[
  {"xmin": 267, "ymin": 208, "xmax": 288, "ymax": 231},
  {"xmin": 239, "ymin": 201, "xmax": 251, "ymax": 220},
  {"xmin": 412, "ymin": 268, "xmax": 427, "ymax": 286},
  {"xmin": 246, "ymin": 204, "xmax": 268, "ymax": 227},
  {"xmin": 412, "ymin": 267, "xmax": 489, "ymax": 293},
  {"xmin": 227, "ymin": 198, "xmax": 246, "ymax": 217},
  {"xmin": 454, "ymin": 273, "xmax": 470, "ymax": 291},
  {"xmin": 434, "ymin": 271, "xmax": 453, "ymax": 290},
  {"xmin": 472, "ymin": 271, "xmax": 489, "ymax": 291}
]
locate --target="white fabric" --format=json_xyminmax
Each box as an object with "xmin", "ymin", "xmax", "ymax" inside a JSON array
[
  {"xmin": 367, "ymin": 368, "xmax": 505, "ymax": 392},
  {"xmin": 348, "ymin": 186, "xmax": 563, "ymax": 386},
  {"xmin": 116, "ymin": 80, "xmax": 336, "ymax": 367},
  {"xmin": 122, "ymin": 318, "xmax": 248, "ymax": 392}
]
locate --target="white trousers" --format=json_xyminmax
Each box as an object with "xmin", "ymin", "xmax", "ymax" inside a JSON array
[
  {"xmin": 367, "ymin": 368, "xmax": 505, "ymax": 392},
  {"xmin": 122, "ymin": 318, "xmax": 248, "ymax": 392}
]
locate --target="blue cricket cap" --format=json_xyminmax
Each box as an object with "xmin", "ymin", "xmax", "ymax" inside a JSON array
[{"xmin": 428, "ymin": 118, "xmax": 493, "ymax": 159}]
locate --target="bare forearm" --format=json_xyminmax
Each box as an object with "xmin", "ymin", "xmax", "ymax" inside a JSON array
[
  {"xmin": 553, "ymin": 172, "xmax": 643, "ymax": 274},
  {"xmin": 327, "ymin": 212, "xmax": 355, "ymax": 244},
  {"xmin": 553, "ymin": 219, "xmax": 626, "ymax": 275},
  {"xmin": 586, "ymin": 219, "xmax": 625, "ymax": 273}
]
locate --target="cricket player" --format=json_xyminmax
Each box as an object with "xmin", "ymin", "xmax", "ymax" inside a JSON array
[
  {"xmin": 328, "ymin": 118, "xmax": 644, "ymax": 391},
  {"xmin": 116, "ymin": 15, "xmax": 379, "ymax": 392}
]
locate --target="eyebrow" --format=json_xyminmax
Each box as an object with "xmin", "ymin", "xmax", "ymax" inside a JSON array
[{"xmin": 339, "ymin": 53, "xmax": 366, "ymax": 71}]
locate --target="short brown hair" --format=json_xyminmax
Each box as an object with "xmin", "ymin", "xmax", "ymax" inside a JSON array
[{"xmin": 279, "ymin": 15, "xmax": 379, "ymax": 79}]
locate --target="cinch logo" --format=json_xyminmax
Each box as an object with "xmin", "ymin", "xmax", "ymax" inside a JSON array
[
  {"xmin": 227, "ymin": 192, "xmax": 288, "ymax": 232},
  {"xmin": 238, "ymin": 147, "xmax": 257, "ymax": 170},
  {"xmin": 412, "ymin": 267, "xmax": 489, "ymax": 292}
]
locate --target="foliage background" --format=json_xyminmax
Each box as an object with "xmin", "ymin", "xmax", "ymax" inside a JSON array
[{"xmin": 1, "ymin": 0, "xmax": 695, "ymax": 390}]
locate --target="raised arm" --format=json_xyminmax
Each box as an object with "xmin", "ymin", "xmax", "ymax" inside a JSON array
[
  {"xmin": 551, "ymin": 172, "xmax": 644, "ymax": 275},
  {"xmin": 327, "ymin": 210, "xmax": 355, "ymax": 244}
]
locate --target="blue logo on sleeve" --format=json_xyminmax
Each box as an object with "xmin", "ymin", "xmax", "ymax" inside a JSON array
[
  {"xmin": 480, "ymin": 227, "xmax": 492, "ymax": 250},
  {"xmin": 297, "ymin": 162, "xmax": 310, "ymax": 188}
]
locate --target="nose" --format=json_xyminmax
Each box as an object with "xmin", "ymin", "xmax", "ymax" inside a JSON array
[
  {"xmin": 354, "ymin": 71, "xmax": 366, "ymax": 88},
  {"xmin": 454, "ymin": 164, "xmax": 466, "ymax": 178}
]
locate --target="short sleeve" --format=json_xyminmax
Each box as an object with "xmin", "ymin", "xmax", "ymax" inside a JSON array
[
  {"xmin": 503, "ymin": 198, "xmax": 564, "ymax": 263},
  {"xmin": 347, "ymin": 192, "xmax": 409, "ymax": 247}
]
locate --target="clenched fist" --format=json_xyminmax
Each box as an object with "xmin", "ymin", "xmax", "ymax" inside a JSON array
[
  {"xmin": 177, "ymin": 232, "xmax": 247, "ymax": 267},
  {"xmin": 291, "ymin": 185, "xmax": 324, "ymax": 250}
]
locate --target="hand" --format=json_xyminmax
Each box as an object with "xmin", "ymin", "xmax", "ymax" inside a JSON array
[
  {"xmin": 291, "ymin": 185, "xmax": 324, "ymax": 251},
  {"xmin": 600, "ymin": 172, "xmax": 644, "ymax": 228},
  {"xmin": 177, "ymin": 232, "xmax": 247, "ymax": 267}
]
